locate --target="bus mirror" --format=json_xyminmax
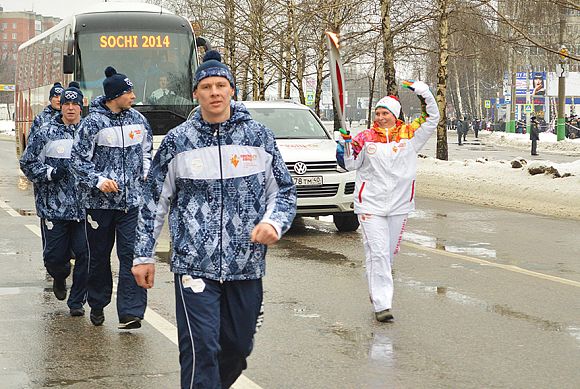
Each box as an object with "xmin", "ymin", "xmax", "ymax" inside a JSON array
[
  {"xmin": 63, "ymin": 55, "xmax": 75, "ymax": 74},
  {"xmin": 195, "ymin": 36, "xmax": 212, "ymax": 52},
  {"xmin": 65, "ymin": 38, "xmax": 75, "ymax": 55}
]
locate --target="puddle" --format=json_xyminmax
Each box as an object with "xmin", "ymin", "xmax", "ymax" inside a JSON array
[{"xmin": 403, "ymin": 231, "xmax": 497, "ymax": 260}]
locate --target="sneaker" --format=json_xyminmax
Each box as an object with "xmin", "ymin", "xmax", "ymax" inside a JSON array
[
  {"xmin": 90, "ymin": 309, "xmax": 105, "ymax": 326},
  {"xmin": 118, "ymin": 316, "xmax": 142, "ymax": 330},
  {"xmin": 52, "ymin": 279, "xmax": 67, "ymax": 301},
  {"xmin": 375, "ymin": 309, "xmax": 394, "ymax": 322},
  {"xmin": 69, "ymin": 307, "xmax": 85, "ymax": 317}
]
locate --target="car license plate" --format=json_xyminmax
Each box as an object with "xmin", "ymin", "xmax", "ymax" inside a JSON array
[{"xmin": 293, "ymin": 176, "xmax": 323, "ymax": 186}]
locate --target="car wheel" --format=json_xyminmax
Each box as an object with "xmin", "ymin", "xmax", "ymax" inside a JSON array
[{"xmin": 333, "ymin": 212, "xmax": 359, "ymax": 232}]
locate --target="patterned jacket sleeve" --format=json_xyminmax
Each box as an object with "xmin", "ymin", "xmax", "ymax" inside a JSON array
[
  {"xmin": 19, "ymin": 129, "xmax": 52, "ymax": 183},
  {"xmin": 133, "ymin": 134, "xmax": 176, "ymax": 265},
  {"xmin": 141, "ymin": 116, "xmax": 153, "ymax": 178},
  {"xmin": 72, "ymin": 117, "xmax": 103, "ymax": 188},
  {"xmin": 260, "ymin": 126, "xmax": 297, "ymax": 238}
]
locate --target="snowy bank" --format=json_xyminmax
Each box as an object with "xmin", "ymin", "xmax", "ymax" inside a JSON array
[
  {"xmin": 417, "ymin": 156, "xmax": 580, "ymax": 220},
  {"xmin": 0, "ymin": 120, "xmax": 15, "ymax": 134},
  {"xmin": 482, "ymin": 130, "xmax": 580, "ymax": 155}
]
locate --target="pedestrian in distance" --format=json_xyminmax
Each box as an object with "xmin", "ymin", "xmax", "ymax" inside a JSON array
[
  {"xmin": 336, "ymin": 80, "xmax": 440, "ymax": 323},
  {"xmin": 463, "ymin": 116, "xmax": 468, "ymax": 141},
  {"xmin": 530, "ymin": 116, "xmax": 540, "ymax": 156},
  {"xmin": 72, "ymin": 66, "xmax": 153, "ymax": 329},
  {"xmin": 20, "ymin": 82, "xmax": 89, "ymax": 316},
  {"xmin": 457, "ymin": 116, "xmax": 465, "ymax": 145},
  {"xmin": 28, "ymin": 82, "xmax": 64, "ymax": 143},
  {"xmin": 132, "ymin": 50, "xmax": 296, "ymax": 389},
  {"xmin": 473, "ymin": 118, "xmax": 480, "ymax": 138}
]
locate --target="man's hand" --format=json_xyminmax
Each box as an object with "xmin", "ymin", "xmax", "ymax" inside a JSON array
[
  {"xmin": 251, "ymin": 223, "xmax": 279, "ymax": 245},
  {"xmin": 100, "ymin": 179, "xmax": 119, "ymax": 193},
  {"xmin": 132, "ymin": 263, "xmax": 155, "ymax": 289}
]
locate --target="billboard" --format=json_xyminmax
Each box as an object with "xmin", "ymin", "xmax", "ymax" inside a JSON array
[{"xmin": 515, "ymin": 72, "xmax": 546, "ymax": 96}]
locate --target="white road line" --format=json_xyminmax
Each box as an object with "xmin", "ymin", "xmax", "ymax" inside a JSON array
[
  {"xmin": 22, "ymin": 208, "xmax": 262, "ymax": 389},
  {"xmin": 0, "ymin": 198, "xmax": 22, "ymax": 217},
  {"xmin": 403, "ymin": 241, "xmax": 580, "ymax": 288}
]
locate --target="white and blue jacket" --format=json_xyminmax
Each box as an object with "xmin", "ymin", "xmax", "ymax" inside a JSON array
[
  {"xmin": 134, "ymin": 101, "xmax": 297, "ymax": 281},
  {"xmin": 72, "ymin": 96, "xmax": 153, "ymax": 211},
  {"xmin": 28, "ymin": 105, "xmax": 59, "ymax": 142},
  {"xmin": 20, "ymin": 115, "xmax": 84, "ymax": 221}
]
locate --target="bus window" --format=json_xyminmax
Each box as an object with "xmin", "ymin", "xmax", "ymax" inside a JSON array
[{"xmin": 76, "ymin": 31, "xmax": 194, "ymax": 106}]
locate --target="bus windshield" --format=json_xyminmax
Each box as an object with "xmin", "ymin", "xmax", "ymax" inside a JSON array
[{"xmin": 76, "ymin": 31, "xmax": 194, "ymax": 106}]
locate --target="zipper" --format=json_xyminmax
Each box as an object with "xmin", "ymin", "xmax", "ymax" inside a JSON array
[
  {"xmin": 215, "ymin": 124, "xmax": 224, "ymax": 283},
  {"xmin": 120, "ymin": 113, "xmax": 128, "ymax": 212}
]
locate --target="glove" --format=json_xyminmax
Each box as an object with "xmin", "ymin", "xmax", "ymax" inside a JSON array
[
  {"xmin": 338, "ymin": 128, "xmax": 352, "ymax": 142},
  {"xmin": 402, "ymin": 79, "xmax": 429, "ymax": 96},
  {"xmin": 51, "ymin": 167, "xmax": 67, "ymax": 181}
]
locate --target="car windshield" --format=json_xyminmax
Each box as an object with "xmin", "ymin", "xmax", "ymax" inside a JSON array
[{"xmin": 246, "ymin": 106, "xmax": 329, "ymax": 139}]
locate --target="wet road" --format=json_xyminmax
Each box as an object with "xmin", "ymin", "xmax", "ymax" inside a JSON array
[{"xmin": 1, "ymin": 138, "xmax": 579, "ymax": 388}]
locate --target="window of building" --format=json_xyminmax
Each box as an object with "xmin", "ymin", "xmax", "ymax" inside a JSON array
[
  {"xmin": 2, "ymin": 33, "xmax": 6, "ymax": 40},
  {"xmin": 12, "ymin": 23, "xmax": 17, "ymax": 29},
  {"xmin": 1, "ymin": 23, "xmax": 7, "ymax": 30},
  {"xmin": 12, "ymin": 33, "xmax": 17, "ymax": 40}
]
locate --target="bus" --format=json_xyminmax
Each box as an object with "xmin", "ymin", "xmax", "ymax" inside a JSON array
[{"xmin": 15, "ymin": 2, "xmax": 210, "ymax": 157}]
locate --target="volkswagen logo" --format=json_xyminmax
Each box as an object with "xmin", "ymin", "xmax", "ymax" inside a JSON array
[{"xmin": 293, "ymin": 161, "xmax": 307, "ymax": 175}]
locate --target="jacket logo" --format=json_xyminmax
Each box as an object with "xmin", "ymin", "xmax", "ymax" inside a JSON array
[
  {"xmin": 366, "ymin": 143, "xmax": 377, "ymax": 155},
  {"xmin": 230, "ymin": 154, "xmax": 240, "ymax": 167},
  {"xmin": 129, "ymin": 129, "xmax": 142, "ymax": 140},
  {"xmin": 392, "ymin": 145, "xmax": 398, "ymax": 153},
  {"xmin": 57, "ymin": 146, "xmax": 65, "ymax": 154},
  {"xmin": 107, "ymin": 135, "xmax": 114, "ymax": 144}
]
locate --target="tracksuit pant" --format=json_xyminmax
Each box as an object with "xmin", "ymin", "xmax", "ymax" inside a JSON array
[
  {"xmin": 358, "ymin": 213, "xmax": 407, "ymax": 312},
  {"xmin": 40, "ymin": 218, "xmax": 89, "ymax": 309},
  {"xmin": 84, "ymin": 207, "xmax": 146, "ymax": 320},
  {"xmin": 175, "ymin": 275, "xmax": 263, "ymax": 389}
]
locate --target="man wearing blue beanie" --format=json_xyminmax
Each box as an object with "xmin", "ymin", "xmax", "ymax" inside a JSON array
[
  {"xmin": 72, "ymin": 66, "xmax": 153, "ymax": 329},
  {"xmin": 20, "ymin": 81, "xmax": 89, "ymax": 316},
  {"xmin": 27, "ymin": 82, "xmax": 64, "ymax": 143},
  {"xmin": 133, "ymin": 50, "xmax": 296, "ymax": 388}
]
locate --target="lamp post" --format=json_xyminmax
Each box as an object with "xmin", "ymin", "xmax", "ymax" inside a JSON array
[{"xmin": 557, "ymin": 45, "xmax": 568, "ymax": 141}]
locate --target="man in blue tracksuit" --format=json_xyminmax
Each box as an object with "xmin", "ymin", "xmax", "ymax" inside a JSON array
[
  {"xmin": 72, "ymin": 67, "xmax": 153, "ymax": 329},
  {"xmin": 132, "ymin": 50, "xmax": 296, "ymax": 388},
  {"xmin": 28, "ymin": 82, "xmax": 64, "ymax": 143},
  {"xmin": 20, "ymin": 83, "xmax": 89, "ymax": 316}
]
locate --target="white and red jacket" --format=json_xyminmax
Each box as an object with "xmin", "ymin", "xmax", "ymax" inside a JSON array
[{"xmin": 341, "ymin": 82, "xmax": 440, "ymax": 216}]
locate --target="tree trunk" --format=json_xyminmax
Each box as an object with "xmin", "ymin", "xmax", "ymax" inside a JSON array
[
  {"xmin": 436, "ymin": 0, "xmax": 449, "ymax": 161},
  {"xmin": 452, "ymin": 61, "xmax": 463, "ymax": 119},
  {"xmin": 380, "ymin": 0, "xmax": 397, "ymax": 96},
  {"xmin": 367, "ymin": 47, "xmax": 379, "ymax": 128},
  {"xmin": 314, "ymin": 33, "xmax": 325, "ymax": 117}
]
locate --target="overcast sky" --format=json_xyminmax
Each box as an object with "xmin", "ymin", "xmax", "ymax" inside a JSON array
[{"xmin": 0, "ymin": 0, "xmax": 147, "ymax": 19}]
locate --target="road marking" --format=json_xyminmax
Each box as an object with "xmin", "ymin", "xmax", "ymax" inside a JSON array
[
  {"xmin": 0, "ymin": 198, "xmax": 22, "ymax": 217},
  {"xmin": 24, "ymin": 211, "xmax": 261, "ymax": 388},
  {"xmin": 403, "ymin": 241, "xmax": 580, "ymax": 288}
]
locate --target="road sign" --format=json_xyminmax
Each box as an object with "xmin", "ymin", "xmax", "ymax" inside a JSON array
[
  {"xmin": 305, "ymin": 91, "xmax": 315, "ymax": 105},
  {"xmin": 0, "ymin": 84, "xmax": 15, "ymax": 92},
  {"xmin": 484, "ymin": 100, "xmax": 491, "ymax": 109},
  {"xmin": 524, "ymin": 104, "xmax": 533, "ymax": 113}
]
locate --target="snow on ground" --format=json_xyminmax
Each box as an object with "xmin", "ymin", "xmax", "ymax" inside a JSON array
[
  {"xmin": 0, "ymin": 120, "xmax": 15, "ymax": 134},
  {"xmin": 417, "ymin": 151, "xmax": 580, "ymax": 221},
  {"xmin": 482, "ymin": 130, "xmax": 580, "ymax": 154}
]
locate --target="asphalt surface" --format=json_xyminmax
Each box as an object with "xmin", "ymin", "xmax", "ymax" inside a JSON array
[{"xmin": 0, "ymin": 137, "xmax": 579, "ymax": 388}]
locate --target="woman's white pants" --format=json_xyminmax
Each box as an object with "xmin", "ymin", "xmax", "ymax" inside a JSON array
[{"xmin": 358, "ymin": 213, "xmax": 407, "ymax": 312}]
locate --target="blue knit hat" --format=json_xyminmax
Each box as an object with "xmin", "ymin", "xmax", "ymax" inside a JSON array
[
  {"xmin": 60, "ymin": 81, "xmax": 84, "ymax": 108},
  {"xmin": 193, "ymin": 50, "xmax": 234, "ymax": 90},
  {"xmin": 103, "ymin": 66, "xmax": 134, "ymax": 100},
  {"xmin": 49, "ymin": 82, "xmax": 64, "ymax": 99}
]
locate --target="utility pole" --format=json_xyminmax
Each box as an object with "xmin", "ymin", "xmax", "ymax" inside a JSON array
[
  {"xmin": 508, "ymin": 52, "xmax": 516, "ymax": 133},
  {"xmin": 557, "ymin": 6, "xmax": 567, "ymax": 141}
]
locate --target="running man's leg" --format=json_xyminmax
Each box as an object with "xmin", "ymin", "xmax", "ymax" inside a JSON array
[
  {"xmin": 68, "ymin": 220, "xmax": 89, "ymax": 310},
  {"xmin": 85, "ymin": 209, "xmax": 115, "ymax": 311},
  {"xmin": 175, "ymin": 275, "xmax": 221, "ymax": 389}
]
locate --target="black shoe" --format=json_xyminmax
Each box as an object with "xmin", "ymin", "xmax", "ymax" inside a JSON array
[
  {"xmin": 70, "ymin": 307, "xmax": 85, "ymax": 317},
  {"xmin": 375, "ymin": 309, "xmax": 394, "ymax": 322},
  {"xmin": 52, "ymin": 279, "xmax": 67, "ymax": 301},
  {"xmin": 118, "ymin": 316, "xmax": 142, "ymax": 330},
  {"xmin": 531, "ymin": 153, "xmax": 539, "ymax": 156},
  {"xmin": 90, "ymin": 309, "xmax": 105, "ymax": 326}
]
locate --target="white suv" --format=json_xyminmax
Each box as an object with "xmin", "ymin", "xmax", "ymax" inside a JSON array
[{"xmin": 243, "ymin": 101, "xmax": 358, "ymax": 232}]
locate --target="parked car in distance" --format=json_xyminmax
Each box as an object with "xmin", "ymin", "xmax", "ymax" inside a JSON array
[{"xmin": 242, "ymin": 100, "xmax": 359, "ymax": 232}]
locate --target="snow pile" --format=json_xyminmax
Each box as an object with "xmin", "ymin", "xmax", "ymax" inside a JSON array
[
  {"xmin": 482, "ymin": 130, "xmax": 580, "ymax": 154},
  {"xmin": 0, "ymin": 120, "xmax": 15, "ymax": 135},
  {"xmin": 416, "ymin": 156, "xmax": 580, "ymax": 220}
]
